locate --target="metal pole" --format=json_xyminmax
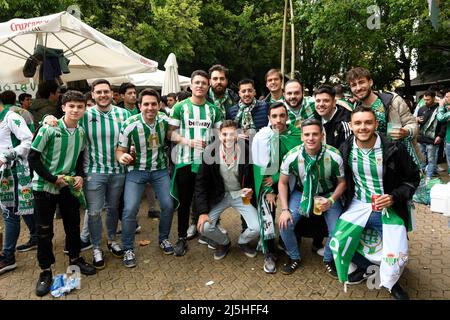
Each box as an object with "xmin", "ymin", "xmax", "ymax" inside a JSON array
[
  {"xmin": 289, "ymin": 0, "xmax": 295, "ymax": 79},
  {"xmin": 281, "ymin": 0, "xmax": 288, "ymax": 85}
]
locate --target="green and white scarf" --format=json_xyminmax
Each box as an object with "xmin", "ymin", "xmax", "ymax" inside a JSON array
[
  {"xmin": 0, "ymin": 157, "xmax": 34, "ymax": 215},
  {"xmin": 256, "ymin": 187, "xmax": 276, "ymax": 254},
  {"xmin": 299, "ymin": 145, "xmax": 326, "ymax": 217},
  {"xmin": 234, "ymin": 99, "xmax": 257, "ymax": 131},
  {"xmin": 63, "ymin": 176, "xmax": 87, "ymax": 209},
  {"xmin": 208, "ymin": 87, "xmax": 231, "ymax": 120},
  {"xmin": 329, "ymin": 199, "xmax": 409, "ymax": 291}
]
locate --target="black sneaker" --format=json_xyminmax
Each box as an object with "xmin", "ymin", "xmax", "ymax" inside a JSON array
[
  {"xmin": 0, "ymin": 257, "xmax": 17, "ymax": 274},
  {"xmin": 92, "ymin": 248, "xmax": 105, "ymax": 270},
  {"xmin": 147, "ymin": 210, "xmax": 160, "ymax": 220},
  {"xmin": 214, "ymin": 242, "xmax": 231, "ymax": 260},
  {"xmin": 63, "ymin": 238, "xmax": 93, "ymax": 254},
  {"xmin": 281, "ymin": 258, "xmax": 301, "ymax": 275},
  {"xmin": 324, "ymin": 261, "xmax": 338, "ymax": 279},
  {"xmin": 107, "ymin": 241, "xmax": 124, "ymax": 258},
  {"xmin": 35, "ymin": 270, "xmax": 52, "ymax": 297},
  {"xmin": 16, "ymin": 239, "xmax": 37, "ymax": 252},
  {"xmin": 174, "ymin": 237, "xmax": 187, "ymax": 256},
  {"xmin": 70, "ymin": 257, "xmax": 96, "ymax": 275},
  {"xmin": 390, "ymin": 283, "xmax": 410, "ymax": 300},
  {"xmin": 347, "ymin": 268, "xmax": 368, "ymax": 285}
]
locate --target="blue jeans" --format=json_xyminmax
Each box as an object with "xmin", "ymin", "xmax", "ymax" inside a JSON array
[
  {"xmin": 279, "ymin": 189, "xmax": 342, "ymax": 262},
  {"xmin": 2, "ymin": 209, "xmax": 36, "ymax": 260},
  {"xmin": 419, "ymin": 143, "xmax": 438, "ymax": 178},
  {"xmin": 351, "ymin": 211, "xmax": 383, "ymax": 270},
  {"xmin": 202, "ymin": 192, "xmax": 259, "ymax": 245},
  {"xmin": 121, "ymin": 169, "xmax": 173, "ymax": 250},
  {"xmin": 84, "ymin": 173, "xmax": 126, "ymax": 249}
]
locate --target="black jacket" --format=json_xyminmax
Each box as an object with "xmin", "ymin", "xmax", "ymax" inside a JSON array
[
  {"xmin": 339, "ymin": 133, "xmax": 420, "ymax": 228},
  {"xmin": 195, "ymin": 142, "xmax": 256, "ymax": 215},
  {"xmin": 226, "ymin": 100, "xmax": 269, "ymax": 130},
  {"xmin": 316, "ymin": 105, "xmax": 352, "ymax": 149}
]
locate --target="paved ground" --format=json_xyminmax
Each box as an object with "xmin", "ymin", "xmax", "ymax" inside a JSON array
[{"xmin": 0, "ymin": 187, "xmax": 449, "ymax": 300}]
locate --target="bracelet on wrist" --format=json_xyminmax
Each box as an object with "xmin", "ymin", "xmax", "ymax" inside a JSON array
[
  {"xmin": 281, "ymin": 208, "xmax": 291, "ymax": 213},
  {"xmin": 328, "ymin": 197, "xmax": 335, "ymax": 205}
]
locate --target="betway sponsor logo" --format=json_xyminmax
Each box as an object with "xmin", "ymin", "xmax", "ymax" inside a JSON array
[
  {"xmin": 10, "ymin": 20, "xmax": 49, "ymax": 32},
  {"xmin": 188, "ymin": 119, "xmax": 211, "ymax": 128}
]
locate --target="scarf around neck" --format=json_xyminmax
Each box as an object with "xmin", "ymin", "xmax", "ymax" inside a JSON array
[{"xmin": 300, "ymin": 144, "xmax": 326, "ymax": 217}]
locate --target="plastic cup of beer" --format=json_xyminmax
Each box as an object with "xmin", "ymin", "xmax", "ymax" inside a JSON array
[
  {"xmin": 371, "ymin": 194, "xmax": 381, "ymax": 212},
  {"xmin": 313, "ymin": 196, "xmax": 327, "ymax": 215},
  {"xmin": 241, "ymin": 188, "xmax": 251, "ymax": 205},
  {"xmin": 387, "ymin": 122, "xmax": 401, "ymax": 140}
]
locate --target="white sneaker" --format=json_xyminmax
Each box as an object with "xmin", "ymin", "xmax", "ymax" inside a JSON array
[
  {"xmin": 186, "ymin": 224, "xmax": 198, "ymax": 240},
  {"xmin": 92, "ymin": 248, "xmax": 105, "ymax": 270},
  {"xmin": 316, "ymin": 247, "xmax": 325, "ymax": 257}
]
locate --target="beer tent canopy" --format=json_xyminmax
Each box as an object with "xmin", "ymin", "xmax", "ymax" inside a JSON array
[{"xmin": 0, "ymin": 11, "xmax": 158, "ymax": 84}]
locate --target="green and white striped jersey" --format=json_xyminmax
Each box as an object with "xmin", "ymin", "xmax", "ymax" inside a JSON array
[
  {"xmin": 350, "ymin": 135, "xmax": 384, "ymax": 202},
  {"xmin": 118, "ymin": 113, "xmax": 168, "ymax": 171},
  {"xmin": 168, "ymin": 99, "xmax": 222, "ymax": 165},
  {"xmin": 281, "ymin": 144, "xmax": 344, "ymax": 193},
  {"xmin": 124, "ymin": 106, "xmax": 140, "ymax": 116},
  {"xmin": 31, "ymin": 118, "xmax": 85, "ymax": 194},
  {"xmin": 81, "ymin": 105, "xmax": 131, "ymax": 174},
  {"xmin": 286, "ymin": 97, "xmax": 316, "ymax": 129}
]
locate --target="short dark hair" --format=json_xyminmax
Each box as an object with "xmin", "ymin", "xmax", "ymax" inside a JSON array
[
  {"xmin": 61, "ymin": 90, "xmax": 86, "ymax": 105},
  {"xmin": 18, "ymin": 93, "xmax": 32, "ymax": 103},
  {"xmin": 0, "ymin": 90, "xmax": 16, "ymax": 105},
  {"xmin": 91, "ymin": 79, "xmax": 111, "ymax": 92},
  {"xmin": 314, "ymin": 85, "xmax": 335, "ymax": 98},
  {"xmin": 177, "ymin": 91, "xmax": 191, "ymax": 101},
  {"xmin": 268, "ymin": 101, "xmax": 287, "ymax": 116},
  {"xmin": 265, "ymin": 68, "xmax": 283, "ymax": 82},
  {"xmin": 209, "ymin": 64, "xmax": 229, "ymax": 79},
  {"xmin": 167, "ymin": 92, "xmax": 177, "ymax": 99},
  {"xmin": 238, "ymin": 79, "xmax": 255, "ymax": 89},
  {"xmin": 301, "ymin": 118, "xmax": 322, "ymax": 131},
  {"xmin": 347, "ymin": 67, "xmax": 372, "ymax": 83},
  {"xmin": 84, "ymin": 92, "xmax": 93, "ymax": 101},
  {"xmin": 138, "ymin": 88, "xmax": 160, "ymax": 104},
  {"xmin": 424, "ymin": 90, "xmax": 436, "ymax": 98},
  {"xmin": 334, "ymin": 84, "xmax": 345, "ymax": 97},
  {"xmin": 191, "ymin": 70, "xmax": 209, "ymax": 82},
  {"xmin": 161, "ymin": 95, "xmax": 168, "ymax": 105},
  {"xmin": 220, "ymin": 119, "xmax": 237, "ymax": 131},
  {"xmin": 284, "ymin": 79, "xmax": 302, "ymax": 89},
  {"xmin": 37, "ymin": 80, "xmax": 59, "ymax": 99},
  {"xmin": 118, "ymin": 82, "xmax": 136, "ymax": 95},
  {"xmin": 351, "ymin": 105, "xmax": 376, "ymax": 119}
]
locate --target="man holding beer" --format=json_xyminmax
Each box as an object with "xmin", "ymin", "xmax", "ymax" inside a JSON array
[
  {"xmin": 278, "ymin": 118, "xmax": 346, "ymax": 276},
  {"xmin": 195, "ymin": 120, "xmax": 259, "ymax": 261}
]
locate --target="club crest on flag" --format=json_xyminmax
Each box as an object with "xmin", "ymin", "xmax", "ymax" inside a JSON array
[{"xmin": 359, "ymin": 228, "xmax": 382, "ymax": 255}]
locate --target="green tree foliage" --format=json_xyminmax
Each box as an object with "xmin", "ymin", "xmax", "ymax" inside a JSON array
[{"xmin": 0, "ymin": 0, "xmax": 447, "ymax": 95}]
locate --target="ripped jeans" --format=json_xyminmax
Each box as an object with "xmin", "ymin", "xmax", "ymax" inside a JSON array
[{"xmin": 33, "ymin": 188, "xmax": 81, "ymax": 270}]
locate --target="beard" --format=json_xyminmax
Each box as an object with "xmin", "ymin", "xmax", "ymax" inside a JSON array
[{"xmin": 212, "ymin": 85, "xmax": 225, "ymax": 96}]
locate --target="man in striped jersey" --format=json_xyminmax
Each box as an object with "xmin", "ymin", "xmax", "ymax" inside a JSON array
[
  {"xmin": 116, "ymin": 89, "xmax": 174, "ymax": 267},
  {"xmin": 28, "ymin": 90, "xmax": 96, "ymax": 297},
  {"xmin": 168, "ymin": 70, "xmax": 222, "ymax": 256},
  {"xmin": 284, "ymin": 79, "xmax": 317, "ymax": 129},
  {"xmin": 278, "ymin": 119, "xmax": 346, "ymax": 276},
  {"xmin": 336, "ymin": 106, "xmax": 419, "ymax": 300},
  {"xmin": 118, "ymin": 82, "xmax": 139, "ymax": 116},
  {"xmin": 82, "ymin": 79, "xmax": 131, "ymax": 269},
  {"xmin": 0, "ymin": 96, "xmax": 33, "ymax": 275}
]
